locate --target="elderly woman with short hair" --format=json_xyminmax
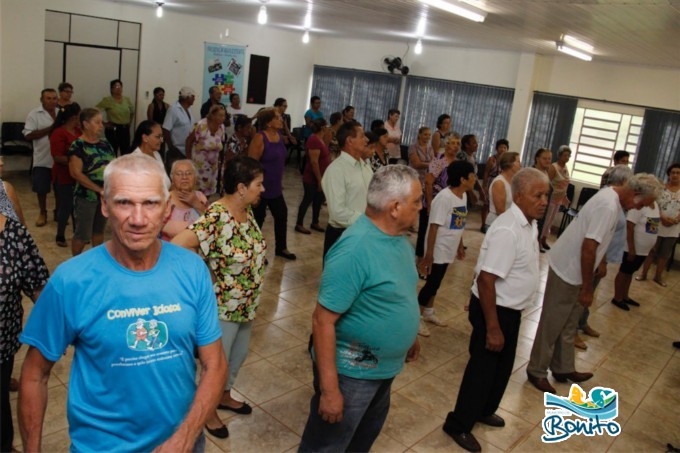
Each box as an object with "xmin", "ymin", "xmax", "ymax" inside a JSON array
[
  {"xmin": 186, "ymin": 104, "xmax": 227, "ymax": 198},
  {"xmin": 173, "ymin": 156, "xmax": 267, "ymax": 439},
  {"xmin": 485, "ymin": 151, "xmax": 521, "ymax": 228},
  {"xmin": 161, "ymin": 159, "xmax": 208, "ymax": 241}
]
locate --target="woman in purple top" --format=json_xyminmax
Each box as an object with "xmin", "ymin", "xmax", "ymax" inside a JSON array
[{"xmin": 248, "ymin": 108, "xmax": 296, "ymax": 260}]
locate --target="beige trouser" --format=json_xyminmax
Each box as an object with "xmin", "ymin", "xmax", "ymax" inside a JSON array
[{"xmin": 527, "ymin": 267, "xmax": 584, "ymax": 379}]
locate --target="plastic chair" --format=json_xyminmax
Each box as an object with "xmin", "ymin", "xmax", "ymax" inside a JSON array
[
  {"xmin": 558, "ymin": 186, "xmax": 598, "ymax": 236},
  {"xmin": 1, "ymin": 122, "xmax": 32, "ymax": 155}
]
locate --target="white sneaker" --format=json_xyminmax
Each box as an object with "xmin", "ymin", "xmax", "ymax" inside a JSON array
[
  {"xmin": 423, "ymin": 313, "xmax": 448, "ymax": 327},
  {"xmin": 418, "ymin": 318, "xmax": 431, "ymax": 337}
]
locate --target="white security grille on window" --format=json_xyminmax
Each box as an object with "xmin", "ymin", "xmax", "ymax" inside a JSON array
[{"xmin": 567, "ymin": 102, "xmax": 644, "ymax": 185}]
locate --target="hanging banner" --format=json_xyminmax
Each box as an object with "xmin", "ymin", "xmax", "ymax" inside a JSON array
[{"xmin": 203, "ymin": 42, "xmax": 246, "ymax": 104}]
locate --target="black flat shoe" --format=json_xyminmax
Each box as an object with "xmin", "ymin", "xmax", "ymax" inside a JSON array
[
  {"xmin": 218, "ymin": 401, "xmax": 252, "ymax": 415},
  {"xmin": 624, "ymin": 298, "xmax": 640, "ymax": 307},
  {"xmin": 478, "ymin": 413, "xmax": 505, "ymax": 427},
  {"xmin": 611, "ymin": 299, "xmax": 630, "ymax": 311},
  {"xmin": 275, "ymin": 250, "xmax": 296, "ymax": 260},
  {"xmin": 205, "ymin": 423, "xmax": 229, "ymax": 439}
]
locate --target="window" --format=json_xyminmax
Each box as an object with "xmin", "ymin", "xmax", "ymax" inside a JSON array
[
  {"xmin": 401, "ymin": 77, "xmax": 514, "ymax": 157},
  {"xmin": 311, "ymin": 66, "xmax": 401, "ymax": 128},
  {"xmin": 567, "ymin": 101, "xmax": 644, "ymax": 185}
]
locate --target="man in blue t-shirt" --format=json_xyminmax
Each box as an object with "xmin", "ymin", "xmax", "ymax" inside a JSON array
[
  {"xmin": 299, "ymin": 165, "xmax": 422, "ymax": 453},
  {"xmin": 19, "ymin": 154, "xmax": 226, "ymax": 452}
]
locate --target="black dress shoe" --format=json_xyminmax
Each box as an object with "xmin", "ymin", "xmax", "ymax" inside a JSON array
[
  {"xmin": 478, "ymin": 413, "xmax": 505, "ymax": 427},
  {"xmin": 624, "ymin": 298, "xmax": 640, "ymax": 307},
  {"xmin": 205, "ymin": 423, "xmax": 229, "ymax": 439},
  {"xmin": 527, "ymin": 372, "xmax": 556, "ymax": 394},
  {"xmin": 442, "ymin": 425, "xmax": 481, "ymax": 452},
  {"xmin": 275, "ymin": 250, "xmax": 297, "ymax": 260},
  {"xmin": 218, "ymin": 401, "xmax": 252, "ymax": 414},
  {"xmin": 611, "ymin": 299, "xmax": 630, "ymax": 311},
  {"xmin": 310, "ymin": 223, "xmax": 325, "ymax": 232},
  {"xmin": 552, "ymin": 371, "xmax": 593, "ymax": 383}
]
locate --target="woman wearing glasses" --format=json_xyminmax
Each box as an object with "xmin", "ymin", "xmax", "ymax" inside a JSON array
[{"xmin": 161, "ymin": 159, "xmax": 207, "ymax": 241}]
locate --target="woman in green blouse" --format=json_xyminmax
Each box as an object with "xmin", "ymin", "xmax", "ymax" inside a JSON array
[
  {"xmin": 97, "ymin": 79, "xmax": 134, "ymax": 156},
  {"xmin": 173, "ymin": 156, "xmax": 267, "ymax": 439}
]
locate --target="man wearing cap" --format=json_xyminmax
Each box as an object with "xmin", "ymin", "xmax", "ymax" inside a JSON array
[{"xmin": 163, "ymin": 87, "xmax": 196, "ymax": 168}]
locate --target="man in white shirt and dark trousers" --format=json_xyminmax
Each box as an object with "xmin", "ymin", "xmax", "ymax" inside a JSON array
[
  {"xmin": 527, "ymin": 173, "xmax": 663, "ymax": 395},
  {"xmin": 443, "ymin": 168, "xmax": 549, "ymax": 452},
  {"xmin": 23, "ymin": 88, "xmax": 58, "ymax": 227}
]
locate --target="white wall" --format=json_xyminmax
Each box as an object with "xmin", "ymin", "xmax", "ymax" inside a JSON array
[
  {"xmin": 2, "ymin": 0, "xmax": 679, "ymax": 143},
  {"xmin": 0, "ymin": 0, "xmax": 315, "ymax": 127},
  {"xmin": 534, "ymin": 56, "xmax": 680, "ymax": 112}
]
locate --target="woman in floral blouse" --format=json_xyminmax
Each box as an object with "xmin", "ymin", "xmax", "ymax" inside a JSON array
[
  {"xmin": 0, "ymin": 214, "xmax": 49, "ymax": 451},
  {"xmin": 172, "ymin": 156, "xmax": 266, "ymax": 439}
]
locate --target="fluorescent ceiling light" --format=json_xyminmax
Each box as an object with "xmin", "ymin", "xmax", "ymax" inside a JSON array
[
  {"xmin": 563, "ymin": 34, "xmax": 594, "ymax": 53},
  {"xmin": 556, "ymin": 42, "xmax": 592, "ymax": 61},
  {"xmin": 418, "ymin": 0, "xmax": 486, "ymax": 23},
  {"xmin": 257, "ymin": 5, "xmax": 267, "ymax": 24},
  {"xmin": 416, "ymin": 15, "xmax": 427, "ymax": 36},
  {"xmin": 415, "ymin": 39, "xmax": 423, "ymax": 55},
  {"xmin": 304, "ymin": 12, "xmax": 312, "ymax": 29}
]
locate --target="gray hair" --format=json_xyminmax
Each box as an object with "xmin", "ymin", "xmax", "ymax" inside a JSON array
[
  {"xmin": 607, "ymin": 164, "xmax": 632, "ymax": 186},
  {"xmin": 558, "ymin": 145, "xmax": 571, "ymax": 156},
  {"xmin": 446, "ymin": 132, "xmax": 462, "ymax": 143},
  {"xmin": 627, "ymin": 173, "xmax": 664, "ymax": 199},
  {"xmin": 103, "ymin": 154, "xmax": 170, "ymax": 200},
  {"xmin": 367, "ymin": 165, "xmax": 420, "ymax": 212},
  {"xmin": 170, "ymin": 159, "xmax": 198, "ymax": 177},
  {"xmin": 511, "ymin": 167, "xmax": 549, "ymax": 196}
]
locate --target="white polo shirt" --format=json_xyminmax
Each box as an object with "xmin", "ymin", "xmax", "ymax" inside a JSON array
[
  {"xmin": 549, "ymin": 187, "xmax": 621, "ymax": 285},
  {"xmin": 23, "ymin": 105, "xmax": 55, "ymax": 168},
  {"xmin": 471, "ymin": 203, "xmax": 540, "ymax": 311}
]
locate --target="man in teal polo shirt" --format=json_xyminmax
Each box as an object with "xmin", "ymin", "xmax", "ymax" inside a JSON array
[{"xmin": 299, "ymin": 165, "xmax": 422, "ymax": 452}]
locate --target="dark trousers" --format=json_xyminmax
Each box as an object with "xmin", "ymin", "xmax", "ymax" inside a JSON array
[
  {"xmin": 1, "ymin": 355, "xmax": 15, "ymax": 452},
  {"xmin": 105, "ymin": 124, "xmax": 131, "ymax": 156},
  {"xmin": 296, "ymin": 182, "xmax": 324, "ymax": 226},
  {"xmin": 415, "ymin": 208, "xmax": 429, "ymax": 257},
  {"xmin": 54, "ymin": 183, "xmax": 74, "ymax": 239},
  {"xmin": 323, "ymin": 225, "xmax": 346, "ymax": 259},
  {"xmin": 299, "ymin": 364, "xmax": 393, "ymax": 453},
  {"xmin": 445, "ymin": 295, "xmax": 521, "ymax": 434},
  {"xmin": 253, "ymin": 195, "xmax": 289, "ymax": 252},
  {"xmin": 418, "ymin": 263, "xmax": 449, "ymax": 306}
]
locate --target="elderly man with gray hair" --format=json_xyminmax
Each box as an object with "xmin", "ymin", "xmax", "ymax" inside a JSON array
[
  {"xmin": 19, "ymin": 154, "xmax": 227, "ymax": 451},
  {"xmin": 527, "ymin": 171, "xmax": 664, "ymax": 394},
  {"xmin": 575, "ymin": 164, "xmax": 633, "ymax": 348},
  {"xmin": 443, "ymin": 168, "xmax": 550, "ymax": 452},
  {"xmin": 163, "ymin": 86, "xmax": 197, "ymax": 167},
  {"xmin": 299, "ymin": 165, "xmax": 423, "ymax": 453}
]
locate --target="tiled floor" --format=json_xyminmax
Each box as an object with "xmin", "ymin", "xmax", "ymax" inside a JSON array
[{"xmin": 4, "ymin": 154, "xmax": 680, "ymax": 452}]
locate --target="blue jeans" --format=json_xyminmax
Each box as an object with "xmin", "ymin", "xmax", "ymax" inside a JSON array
[{"xmin": 298, "ymin": 365, "xmax": 394, "ymax": 453}]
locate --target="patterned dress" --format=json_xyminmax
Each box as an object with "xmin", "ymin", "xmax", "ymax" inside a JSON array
[
  {"xmin": 0, "ymin": 218, "xmax": 49, "ymax": 363},
  {"xmin": 189, "ymin": 203, "xmax": 266, "ymax": 322},
  {"xmin": 191, "ymin": 118, "xmax": 226, "ymax": 197}
]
